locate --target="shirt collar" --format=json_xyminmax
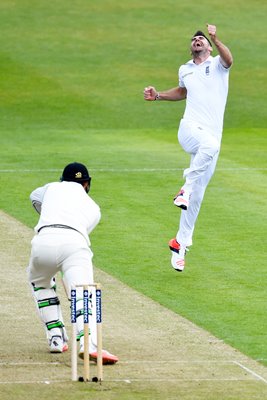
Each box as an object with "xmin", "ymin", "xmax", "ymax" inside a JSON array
[{"xmin": 187, "ymin": 55, "xmax": 213, "ymax": 65}]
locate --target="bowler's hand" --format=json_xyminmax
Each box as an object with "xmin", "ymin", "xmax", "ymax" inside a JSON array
[
  {"xmin": 206, "ymin": 24, "xmax": 217, "ymax": 41},
  {"xmin": 144, "ymin": 86, "xmax": 157, "ymax": 101}
]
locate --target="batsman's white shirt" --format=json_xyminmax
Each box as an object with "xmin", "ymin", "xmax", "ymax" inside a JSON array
[
  {"xmin": 30, "ymin": 181, "xmax": 101, "ymax": 245},
  {"xmin": 179, "ymin": 55, "xmax": 230, "ymax": 134}
]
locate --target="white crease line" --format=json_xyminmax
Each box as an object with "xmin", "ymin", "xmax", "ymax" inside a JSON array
[
  {"xmin": 118, "ymin": 360, "xmax": 234, "ymax": 364},
  {"xmin": 0, "ymin": 168, "xmax": 266, "ymax": 173},
  {"xmin": 1, "ymin": 359, "xmax": 265, "ymax": 366},
  {"xmin": 0, "ymin": 380, "xmax": 68, "ymax": 384},
  {"xmin": 233, "ymin": 361, "xmax": 267, "ymax": 384},
  {"xmin": 0, "ymin": 360, "xmax": 238, "ymax": 366},
  {"xmin": 0, "ymin": 362, "xmax": 61, "ymax": 367},
  {"xmin": 0, "ymin": 377, "xmax": 262, "ymax": 385},
  {"xmin": 109, "ymin": 377, "xmax": 262, "ymax": 382},
  {"xmin": 1, "ymin": 360, "xmax": 266, "ymax": 385},
  {"xmin": 0, "ymin": 362, "xmax": 62, "ymax": 366}
]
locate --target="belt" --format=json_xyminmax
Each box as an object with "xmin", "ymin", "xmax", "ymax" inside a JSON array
[{"xmin": 38, "ymin": 224, "xmax": 78, "ymax": 233}]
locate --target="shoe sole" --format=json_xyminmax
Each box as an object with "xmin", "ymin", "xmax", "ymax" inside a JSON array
[
  {"xmin": 177, "ymin": 204, "xmax": 188, "ymax": 210},
  {"xmin": 169, "ymin": 245, "xmax": 180, "ymax": 253},
  {"xmin": 78, "ymin": 352, "xmax": 118, "ymax": 365},
  {"xmin": 90, "ymin": 354, "xmax": 118, "ymax": 365},
  {"xmin": 174, "ymin": 195, "xmax": 188, "ymax": 210},
  {"xmin": 171, "ymin": 253, "xmax": 185, "ymax": 272},
  {"xmin": 50, "ymin": 344, "xmax": 68, "ymax": 353},
  {"xmin": 168, "ymin": 238, "xmax": 180, "ymax": 253},
  {"xmin": 174, "ymin": 200, "xmax": 188, "ymax": 210}
]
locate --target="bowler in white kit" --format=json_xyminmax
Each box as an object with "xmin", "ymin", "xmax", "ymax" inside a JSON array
[{"xmin": 144, "ymin": 24, "xmax": 233, "ymax": 271}]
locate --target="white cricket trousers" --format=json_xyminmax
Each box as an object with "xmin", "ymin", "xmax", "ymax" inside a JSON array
[
  {"xmin": 28, "ymin": 228, "xmax": 97, "ymax": 350},
  {"xmin": 176, "ymin": 119, "xmax": 221, "ymax": 247}
]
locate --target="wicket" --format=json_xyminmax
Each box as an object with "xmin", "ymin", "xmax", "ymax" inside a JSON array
[{"xmin": 71, "ymin": 283, "xmax": 103, "ymax": 382}]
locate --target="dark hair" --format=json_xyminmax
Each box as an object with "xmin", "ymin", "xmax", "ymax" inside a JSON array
[{"xmin": 192, "ymin": 31, "xmax": 212, "ymax": 47}]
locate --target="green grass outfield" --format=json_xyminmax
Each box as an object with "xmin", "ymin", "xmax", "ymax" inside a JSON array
[{"xmin": 0, "ymin": 0, "xmax": 266, "ymax": 387}]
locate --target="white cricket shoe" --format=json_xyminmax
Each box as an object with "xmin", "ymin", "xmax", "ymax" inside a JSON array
[
  {"xmin": 49, "ymin": 335, "xmax": 68, "ymax": 353},
  {"xmin": 173, "ymin": 188, "xmax": 190, "ymax": 210},
  {"xmin": 79, "ymin": 344, "xmax": 118, "ymax": 365},
  {"xmin": 169, "ymin": 238, "xmax": 187, "ymax": 272}
]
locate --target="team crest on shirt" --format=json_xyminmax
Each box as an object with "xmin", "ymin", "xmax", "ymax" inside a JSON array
[{"xmin": 205, "ymin": 66, "xmax": 210, "ymax": 76}]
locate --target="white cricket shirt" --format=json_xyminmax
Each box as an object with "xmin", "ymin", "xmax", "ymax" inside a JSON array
[
  {"xmin": 30, "ymin": 181, "xmax": 101, "ymax": 245},
  {"xmin": 179, "ymin": 55, "xmax": 230, "ymax": 134}
]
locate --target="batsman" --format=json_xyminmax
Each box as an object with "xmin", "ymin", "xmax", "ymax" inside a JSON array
[{"xmin": 27, "ymin": 162, "xmax": 118, "ymax": 364}]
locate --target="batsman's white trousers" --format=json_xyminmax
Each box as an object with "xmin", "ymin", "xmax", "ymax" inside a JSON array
[
  {"xmin": 176, "ymin": 119, "xmax": 221, "ymax": 247},
  {"xmin": 28, "ymin": 227, "xmax": 97, "ymax": 348},
  {"xmin": 28, "ymin": 228, "xmax": 94, "ymax": 290}
]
